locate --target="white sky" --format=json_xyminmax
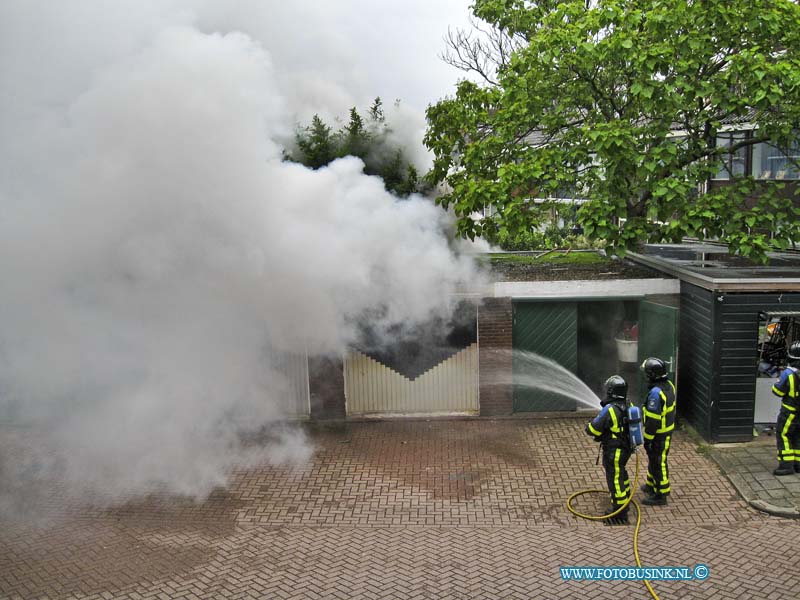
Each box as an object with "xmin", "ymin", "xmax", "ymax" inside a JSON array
[
  {"xmin": 1, "ymin": 0, "xmax": 475, "ymax": 125},
  {"xmin": 198, "ymin": 0, "xmax": 477, "ymax": 115}
]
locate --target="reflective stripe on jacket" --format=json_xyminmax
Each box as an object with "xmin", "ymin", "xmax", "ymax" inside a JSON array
[
  {"xmin": 772, "ymin": 366, "xmax": 799, "ymax": 412},
  {"xmin": 643, "ymin": 379, "xmax": 676, "ymax": 440},
  {"xmin": 586, "ymin": 402, "xmax": 629, "ymax": 446}
]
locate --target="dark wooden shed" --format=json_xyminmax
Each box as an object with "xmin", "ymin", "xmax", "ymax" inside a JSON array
[{"xmin": 631, "ymin": 244, "xmax": 800, "ymax": 442}]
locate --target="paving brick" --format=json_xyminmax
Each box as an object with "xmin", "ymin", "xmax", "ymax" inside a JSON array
[{"xmin": 0, "ymin": 419, "xmax": 796, "ymax": 599}]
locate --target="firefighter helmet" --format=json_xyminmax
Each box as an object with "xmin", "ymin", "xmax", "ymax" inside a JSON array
[
  {"xmin": 602, "ymin": 375, "xmax": 628, "ymax": 406},
  {"xmin": 788, "ymin": 341, "xmax": 800, "ymax": 363},
  {"xmin": 641, "ymin": 357, "xmax": 668, "ymax": 381}
]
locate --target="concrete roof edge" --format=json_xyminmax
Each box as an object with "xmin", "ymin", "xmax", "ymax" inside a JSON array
[{"xmin": 493, "ymin": 278, "xmax": 679, "ymax": 299}]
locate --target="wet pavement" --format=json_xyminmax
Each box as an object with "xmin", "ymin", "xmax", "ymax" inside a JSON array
[
  {"xmin": 1, "ymin": 417, "xmax": 799, "ymax": 599},
  {"xmin": 709, "ymin": 429, "xmax": 800, "ymax": 518}
]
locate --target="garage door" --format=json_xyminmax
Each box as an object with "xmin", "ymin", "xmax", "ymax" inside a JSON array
[
  {"xmin": 513, "ymin": 302, "xmax": 578, "ymax": 411},
  {"xmin": 344, "ymin": 343, "xmax": 479, "ymax": 416}
]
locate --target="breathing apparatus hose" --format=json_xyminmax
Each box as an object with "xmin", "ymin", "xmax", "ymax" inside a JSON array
[{"xmin": 566, "ymin": 450, "xmax": 660, "ymax": 600}]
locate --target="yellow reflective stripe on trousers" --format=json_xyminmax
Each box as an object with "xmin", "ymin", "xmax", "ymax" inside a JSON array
[
  {"xmin": 659, "ymin": 436, "xmax": 671, "ymax": 494},
  {"xmin": 780, "ymin": 413, "xmax": 796, "ymax": 461},
  {"xmin": 613, "ymin": 448, "xmax": 628, "ymax": 501}
]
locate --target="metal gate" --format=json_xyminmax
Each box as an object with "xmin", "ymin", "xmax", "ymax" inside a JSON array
[{"xmin": 344, "ymin": 343, "xmax": 479, "ymax": 416}]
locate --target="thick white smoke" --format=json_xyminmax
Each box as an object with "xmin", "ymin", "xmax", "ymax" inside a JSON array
[{"xmin": 0, "ymin": 3, "xmax": 479, "ymax": 509}]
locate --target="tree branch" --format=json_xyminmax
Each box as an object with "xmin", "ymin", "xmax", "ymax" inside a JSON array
[{"xmin": 440, "ymin": 15, "xmax": 526, "ymax": 86}]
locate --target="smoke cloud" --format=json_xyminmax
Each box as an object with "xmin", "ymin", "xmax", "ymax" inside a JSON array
[{"xmin": 0, "ymin": 2, "xmax": 479, "ymax": 510}]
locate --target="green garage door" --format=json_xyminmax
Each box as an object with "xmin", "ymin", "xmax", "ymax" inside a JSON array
[{"xmin": 513, "ymin": 302, "xmax": 578, "ymax": 411}]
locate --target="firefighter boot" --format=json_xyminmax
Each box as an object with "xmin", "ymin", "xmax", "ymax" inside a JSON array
[
  {"xmin": 795, "ymin": 462, "xmax": 800, "ymax": 473},
  {"xmin": 640, "ymin": 483, "xmax": 655, "ymax": 496},
  {"xmin": 774, "ymin": 461, "xmax": 794, "ymax": 476},
  {"xmin": 604, "ymin": 508, "xmax": 629, "ymax": 526},
  {"xmin": 641, "ymin": 494, "xmax": 668, "ymax": 506}
]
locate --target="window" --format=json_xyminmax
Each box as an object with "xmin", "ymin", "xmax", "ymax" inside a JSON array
[
  {"xmin": 712, "ymin": 132, "xmax": 747, "ymax": 180},
  {"xmin": 752, "ymin": 139, "xmax": 800, "ymax": 180}
]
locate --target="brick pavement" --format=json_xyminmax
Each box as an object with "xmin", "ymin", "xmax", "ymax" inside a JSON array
[
  {"xmin": 1, "ymin": 418, "xmax": 798, "ymax": 600},
  {"xmin": 710, "ymin": 430, "xmax": 800, "ymax": 517}
]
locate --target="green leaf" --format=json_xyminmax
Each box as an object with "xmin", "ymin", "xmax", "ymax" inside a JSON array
[{"xmin": 423, "ymin": 0, "xmax": 800, "ymax": 265}]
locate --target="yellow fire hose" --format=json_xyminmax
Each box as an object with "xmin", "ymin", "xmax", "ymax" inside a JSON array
[{"xmin": 566, "ymin": 451, "xmax": 660, "ymax": 600}]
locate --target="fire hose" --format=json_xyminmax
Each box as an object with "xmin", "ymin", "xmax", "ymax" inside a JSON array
[{"xmin": 566, "ymin": 450, "xmax": 660, "ymax": 600}]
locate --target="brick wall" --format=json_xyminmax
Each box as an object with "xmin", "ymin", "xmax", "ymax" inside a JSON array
[
  {"xmin": 308, "ymin": 355, "xmax": 346, "ymax": 420},
  {"xmin": 478, "ymin": 297, "xmax": 514, "ymax": 416}
]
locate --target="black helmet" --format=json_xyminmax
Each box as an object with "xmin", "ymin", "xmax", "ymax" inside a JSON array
[
  {"xmin": 641, "ymin": 357, "xmax": 667, "ymax": 381},
  {"xmin": 602, "ymin": 375, "xmax": 628, "ymax": 406},
  {"xmin": 788, "ymin": 341, "xmax": 800, "ymax": 363}
]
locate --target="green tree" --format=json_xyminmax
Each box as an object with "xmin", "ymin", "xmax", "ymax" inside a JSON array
[
  {"xmin": 285, "ymin": 99, "xmax": 425, "ymax": 197},
  {"xmin": 378, "ymin": 148, "xmax": 406, "ymax": 193},
  {"xmin": 368, "ymin": 96, "xmax": 385, "ymax": 126},
  {"xmin": 425, "ymin": 0, "xmax": 800, "ymax": 261},
  {"xmin": 339, "ymin": 107, "xmax": 370, "ymax": 161},
  {"xmin": 293, "ymin": 114, "xmax": 337, "ymax": 169},
  {"xmin": 377, "ymin": 149, "xmax": 421, "ymax": 197}
]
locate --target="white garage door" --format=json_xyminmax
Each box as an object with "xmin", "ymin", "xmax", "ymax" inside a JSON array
[{"xmin": 344, "ymin": 343, "xmax": 478, "ymax": 416}]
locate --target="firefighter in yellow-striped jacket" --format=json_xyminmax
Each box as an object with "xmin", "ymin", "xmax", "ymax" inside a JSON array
[
  {"xmin": 586, "ymin": 375, "xmax": 632, "ymax": 525},
  {"xmin": 640, "ymin": 357, "xmax": 676, "ymax": 506},
  {"xmin": 771, "ymin": 341, "xmax": 800, "ymax": 476}
]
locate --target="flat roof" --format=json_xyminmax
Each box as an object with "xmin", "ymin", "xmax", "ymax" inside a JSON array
[
  {"xmin": 493, "ymin": 278, "xmax": 679, "ymax": 299},
  {"xmin": 629, "ymin": 243, "xmax": 800, "ymax": 292}
]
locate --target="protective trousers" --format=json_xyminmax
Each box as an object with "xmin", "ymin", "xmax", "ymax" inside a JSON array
[
  {"xmin": 602, "ymin": 444, "xmax": 632, "ymax": 511},
  {"xmin": 776, "ymin": 408, "xmax": 800, "ymax": 466},
  {"xmin": 644, "ymin": 434, "xmax": 672, "ymax": 497}
]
